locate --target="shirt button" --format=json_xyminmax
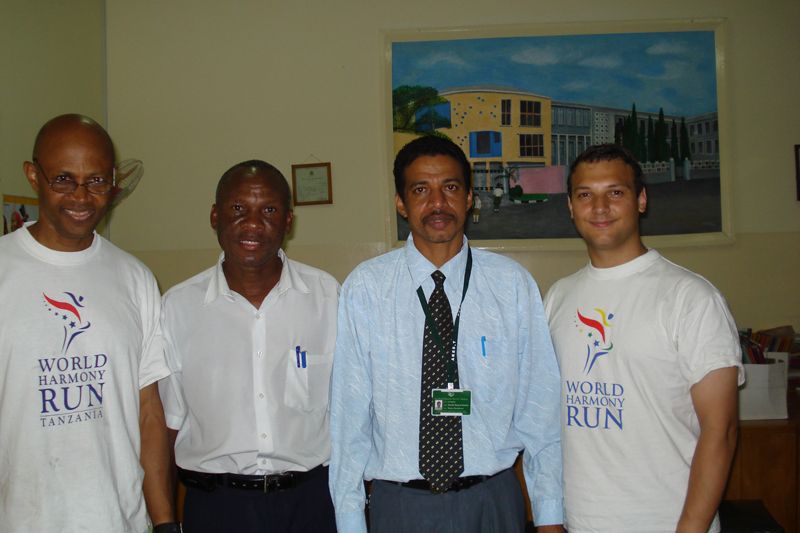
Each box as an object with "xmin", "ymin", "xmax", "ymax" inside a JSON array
[
  {"xmin": 258, "ymin": 393, "xmax": 264, "ymax": 399},
  {"xmin": 255, "ymin": 313, "xmax": 261, "ymax": 319},
  {"xmin": 261, "ymin": 433, "xmax": 267, "ymax": 439}
]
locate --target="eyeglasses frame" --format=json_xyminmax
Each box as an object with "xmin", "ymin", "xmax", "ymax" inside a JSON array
[{"xmin": 31, "ymin": 158, "xmax": 116, "ymax": 196}]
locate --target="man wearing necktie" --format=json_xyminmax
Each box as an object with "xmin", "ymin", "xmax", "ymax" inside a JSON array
[{"xmin": 329, "ymin": 135, "xmax": 564, "ymax": 533}]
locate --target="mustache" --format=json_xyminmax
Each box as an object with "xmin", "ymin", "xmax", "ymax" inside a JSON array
[{"xmin": 422, "ymin": 209, "xmax": 455, "ymax": 223}]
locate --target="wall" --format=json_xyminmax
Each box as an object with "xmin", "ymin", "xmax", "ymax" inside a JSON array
[
  {"xmin": 0, "ymin": 0, "xmax": 106, "ymax": 199},
  {"xmin": 104, "ymin": 0, "xmax": 800, "ymax": 330}
]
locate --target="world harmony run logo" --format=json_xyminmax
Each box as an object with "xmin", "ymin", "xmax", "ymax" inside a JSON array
[
  {"xmin": 565, "ymin": 307, "xmax": 624, "ymax": 430},
  {"xmin": 43, "ymin": 292, "xmax": 91, "ymax": 354},
  {"xmin": 39, "ymin": 291, "xmax": 106, "ymax": 428},
  {"xmin": 576, "ymin": 308, "xmax": 614, "ymax": 374}
]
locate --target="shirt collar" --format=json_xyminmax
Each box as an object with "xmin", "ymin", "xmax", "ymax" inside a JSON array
[
  {"xmin": 404, "ymin": 234, "xmax": 470, "ymax": 294},
  {"xmin": 204, "ymin": 249, "xmax": 308, "ymax": 305}
]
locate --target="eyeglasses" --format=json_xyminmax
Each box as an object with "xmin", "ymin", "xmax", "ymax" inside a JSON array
[{"xmin": 32, "ymin": 159, "xmax": 116, "ymax": 195}]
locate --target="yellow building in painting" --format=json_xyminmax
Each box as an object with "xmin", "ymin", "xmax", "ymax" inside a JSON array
[{"xmin": 437, "ymin": 87, "xmax": 552, "ymax": 191}]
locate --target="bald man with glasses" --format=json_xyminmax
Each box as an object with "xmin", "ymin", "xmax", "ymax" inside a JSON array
[{"xmin": 0, "ymin": 114, "xmax": 177, "ymax": 533}]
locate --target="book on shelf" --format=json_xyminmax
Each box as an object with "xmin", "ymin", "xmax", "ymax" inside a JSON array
[
  {"xmin": 740, "ymin": 326, "xmax": 798, "ymax": 365},
  {"xmin": 752, "ymin": 325, "xmax": 796, "ymax": 353}
]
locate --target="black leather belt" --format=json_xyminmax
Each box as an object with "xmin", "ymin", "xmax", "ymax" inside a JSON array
[
  {"xmin": 384, "ymin": 469, "xmax": 505, "ymax": 493},
  {"xmin": 178, "ymin": 464, "xmax": 325, "ymax": 493}
]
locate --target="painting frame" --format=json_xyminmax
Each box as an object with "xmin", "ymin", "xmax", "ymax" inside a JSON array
[
  {"xmin": 3, "ymin": 194, "xmax": 39, "ymax": 235},
  {"xmin": 795, "ymin": 144, "xmax": 800, "ymax": 202},
  {"xmin": 291, "ymin": 162, "xmax": 333, "ymax": 206},
  {"xmin": 383, "ymin": 19, "xmax": 733, "ymax": 251}
]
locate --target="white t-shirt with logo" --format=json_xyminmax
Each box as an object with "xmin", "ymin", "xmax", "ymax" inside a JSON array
[
  {"xmin": 544, "ymin": 250, "xmax": 743, "ymax": 533},
  {"xmin": 0, "ymin": 226, "xmax": 170, "ymax": 533}
]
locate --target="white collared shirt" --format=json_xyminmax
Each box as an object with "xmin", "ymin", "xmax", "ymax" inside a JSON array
[{"xmin": 159, "ymin": 250, "xmax": 339, "ymax": 474}]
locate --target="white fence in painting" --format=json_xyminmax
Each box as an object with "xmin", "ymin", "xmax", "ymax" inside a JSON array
[{"xmin": 643, "ymin": 158, "xmax": 720, "ymax": 184}]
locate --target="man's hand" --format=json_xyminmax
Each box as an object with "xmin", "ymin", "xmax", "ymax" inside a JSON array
[
  {"xmin": 677, "ymin": 366, "xmax": 739, "ymax": 532},
  {"xmin": 140, "ymin": 382, "xmax": 176, "ymax": 525}
]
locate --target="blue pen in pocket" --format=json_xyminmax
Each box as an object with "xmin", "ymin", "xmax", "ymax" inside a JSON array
[
  {"xmin": 481, "ymin": 336, "xmax": 487, "ymax": 357},
  {"xmin": 295, "ymin": 346, "xmax": 301, "ymax": 368},
  {"xmin": 301, "ymin": 351, "xmax": 307, "ymax": 369}
]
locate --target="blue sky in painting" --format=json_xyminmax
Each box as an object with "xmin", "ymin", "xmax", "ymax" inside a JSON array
[{"xmin": 393, "ymin": 32, "xmax": 717, "ymax": 117}]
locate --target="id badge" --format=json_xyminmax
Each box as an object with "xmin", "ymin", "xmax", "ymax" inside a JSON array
[{"xmin": 431, "ymin": 389, "xmax": 471, "ymax": 416}]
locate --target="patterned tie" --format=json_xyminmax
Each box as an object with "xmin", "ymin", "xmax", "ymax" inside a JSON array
[{"xmin": 418, "ymin": 270, "xmax": 464, "ymax": 493}]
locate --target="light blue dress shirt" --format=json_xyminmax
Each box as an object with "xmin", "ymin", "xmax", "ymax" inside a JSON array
[{"xmin": 329, "ymin": 236, "xmax": 563, "ymax": 533}]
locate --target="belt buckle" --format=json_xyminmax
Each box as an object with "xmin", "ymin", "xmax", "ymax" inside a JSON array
[
  {"xmin": 263, "ymin": 474, "xmax": 282, "ymax": 493},
  {"xmin": 202, "ymin": 474, "xmax": 219, "ymax": 492}
]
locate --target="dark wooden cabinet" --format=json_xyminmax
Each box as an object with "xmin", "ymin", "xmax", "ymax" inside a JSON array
[{"xmin": 724, "ymin": 393, "xmax": 799, "ymax": 533}]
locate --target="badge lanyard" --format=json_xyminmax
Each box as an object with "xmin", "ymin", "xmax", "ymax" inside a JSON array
[{"xmin": 415, "ymin": 248, "xmax": 472, "ymax": 389}]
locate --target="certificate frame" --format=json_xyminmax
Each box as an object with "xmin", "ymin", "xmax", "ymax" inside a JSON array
[{"xmin": 291, "ymin": 162, "xmax": 333, "ymax": 206}]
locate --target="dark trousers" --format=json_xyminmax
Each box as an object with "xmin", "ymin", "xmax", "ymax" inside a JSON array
[
  {"xmin": 182, "ymin": 467, "xmax": 336, "ymax": 533},
  {"xmin": 369, "ymin": 468, "xmax": 526, "ymax": 533}
]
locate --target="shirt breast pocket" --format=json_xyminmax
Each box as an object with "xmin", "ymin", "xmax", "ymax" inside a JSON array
[
  {"xmin": 468, "ymin": 335, "xmax": 513, "ymax": 404},
  {"xmin": 284, "ymin": 350, "xmax": 333, "ymax": 412}
]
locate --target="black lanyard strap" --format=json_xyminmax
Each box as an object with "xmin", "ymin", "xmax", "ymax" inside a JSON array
[{"xmin": 415, "ymin": 248, "xmax": 473, "ymax": 387}]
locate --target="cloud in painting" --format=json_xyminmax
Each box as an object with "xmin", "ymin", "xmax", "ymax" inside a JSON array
[
  {"xmin": 637, "ymin": 59, "xmax": 694, "ymax": 81},
  {"xmin": 510, "ymin": 46, "xmax": 561, "ymax": 66},
  {"xmin": 417, "ymin": 51, "xmax": 470, "ymax": 69},
  {"xmin": 562, "ymin": 80, "xmax": 592, "ymax": 92},
  {"xmin": 578, "ymin": 55, "xmax": 623, "ymax": 69},
  {"xmin": 646, "ymin": 41, "xmax": 691, "ymax": 56}
]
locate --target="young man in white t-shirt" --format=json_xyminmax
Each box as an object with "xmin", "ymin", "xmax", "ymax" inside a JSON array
[
  {"xmin": 0, "ymin": 114, "xmax": 177, "ymax": 533},
  {"xmin": 544, "ymin": 144, "xmax": 742, "ymax": 533}
]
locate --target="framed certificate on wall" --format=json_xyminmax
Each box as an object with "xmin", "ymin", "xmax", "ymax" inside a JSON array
[{"xmin": 291, "ymin": 162, "xmax": 332, "ymax": 206}]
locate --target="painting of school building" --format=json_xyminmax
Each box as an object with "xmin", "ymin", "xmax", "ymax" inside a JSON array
[{"xmin": 391, "ymin": 29, "xmax": 723, "ymax": 241}]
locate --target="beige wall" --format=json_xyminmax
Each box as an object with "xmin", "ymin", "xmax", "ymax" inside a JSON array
[
  {"xmin": 0, "ymin": 0, "xmax": 106, "ymax": 199},
  {"xmin": 102, "ymin": 0, "xmax": 799, "ymax": 330}
]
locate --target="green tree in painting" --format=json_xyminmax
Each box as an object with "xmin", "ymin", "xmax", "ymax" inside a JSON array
[
  {"xmin": 637, "ymin": 119, "xmax": 647, "ymax": 162},
  {"xmin": 621, "ymin": 103, "xmax": 648, "ymax": 161},
  {"xmin": 679, "ymin": 117, "xmax": 691, "ymax": 161},
  {"xmin": 392, "ymin": 85, "xmax": 448, "ymax": 132},
  {"xmin": 654, "ymin": 108, "xmax": 669, "ymax": 161},
  {"xmin": 670, "ymin": 119, "xmax": 680, "ymax": 160},
  {"xmin": 414, "ymin": 105, "xmax": 451, "ymax": 132},
  {"xmin": 622, "ymin": 103, "xmax": 638, "ymax": 154}
]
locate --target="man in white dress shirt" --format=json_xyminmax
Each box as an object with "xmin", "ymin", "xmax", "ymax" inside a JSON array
[{"xmin": 159, "ymin": 160, "xmax": 339, "ymax": 532}]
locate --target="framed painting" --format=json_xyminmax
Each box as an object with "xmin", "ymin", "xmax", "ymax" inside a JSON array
[
  {"xmin": 385, "ymin": 20, "xmax": 731, "ymax": 250},
  {"xmin": 3, "ymin": 194, "xmax": 38, "ymax": 235},
  {"xmin": 795, "ymin": 144, "xmax": 799, "ymax": 202}
]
